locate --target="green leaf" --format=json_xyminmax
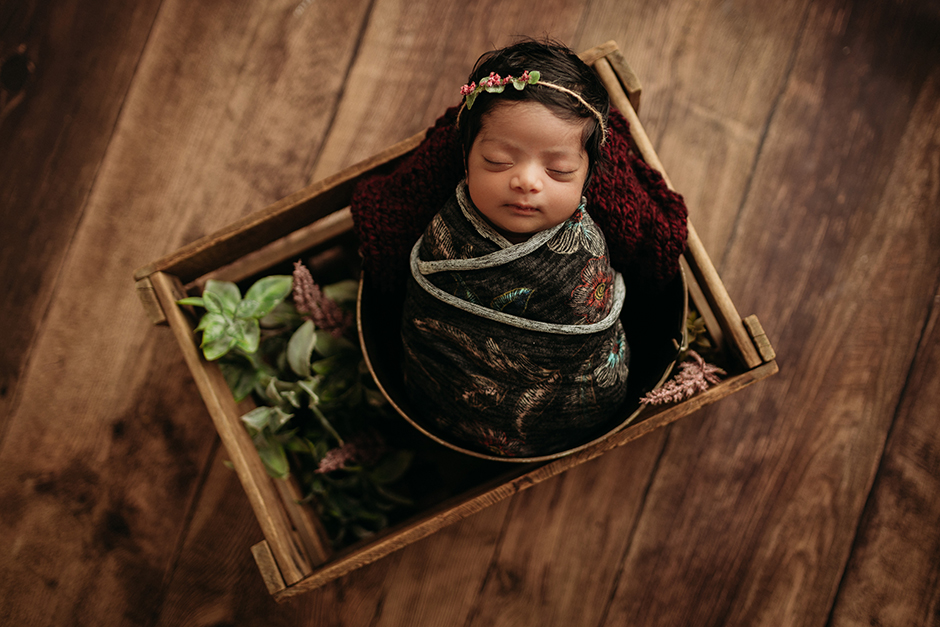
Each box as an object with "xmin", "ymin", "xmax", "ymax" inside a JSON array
[
  {"xmin": 287, "ymin": 320, "xmax": 316, "ymax": 378},
  {"xmin": 234, "ymin": 298, "xmax": 260, "ymax": 319},
  {"xmin": 176, "ymin": 296, "xmax": 205, "ymax": 308},
  {"xmin": 265, "ymin": 377, "xmax": 284, "ymax": 406},
  {"xmin": 351, "ymin": 525, "xmax": 376, "ymax": 540},
  {"xmin": 311, "ymin": 354, "xmax": 340, "ymax": 376},
  {"xmin": 196, "ymin": 311, "xmax": 228, "ymax": 336},
  {"xmin": 260, "ymin": 300, "xmax": 302, "ymax": 328},
  {"xmin": 369, "ymin": 450, "xmax": 413, "ymax": 485},
  {"xmin": 204, "ymin": 280, "xmax": 241, "ymax": 316},
  {"xmin": 232, "ymin": 317, "xmax": 260, "ymax": 353},
  {"xmin": 528, "ymin": 70, "xmax": 540, "ymax": 84},
  {"xmin": 241, "ymin": 406, "xmax": 276, "ymax": 431},
  {"xmin": 322, "ymin": 280, "xmax": 359, "ymax": 305},
  {"xmin": 258, "ymin": 439, "xmax": 290, "ymax": 479},
  {"xmin": 219, "ymin": 358, "xmax": 262, "ymax": 402},
  {"xmin": 242, "ymin": 275, "xmax": 293, "ymax": 319},
  {"xmin": 314, "ymin": 330, "xmax": 355, "ymax": 358},
  {"xmin": 465, "ymin": 90, "xmax": 478, "ymax": 109},
  {"xmin": 309, "ymin": 402, "xmax": 344, "ymax": 446},
  {"xmin": 202, "ymin": 332, "xmax": 237, "ymax": 361},
  {"xmin": 269, "ymin": 406, "xmax": 294, "ymax": 431},
  {"xmin": 281, "ymin": 389, "xmax": 300, "ymax": 408},
  {"xmin": 373, "ymin": 483, "xmax": 414, "ymax": 506},
  {"xmin": 203, "ymin": 290, "xmax": 226, "ymax": 315},
  {"xmin": 297, "ymin": 379, "xmax": 321, "ymax": 405}
]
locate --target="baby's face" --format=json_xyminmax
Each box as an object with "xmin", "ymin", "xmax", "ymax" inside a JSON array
[{"xmin": 466, "ymin": 101, "xmax": 589, "ymax": 244}]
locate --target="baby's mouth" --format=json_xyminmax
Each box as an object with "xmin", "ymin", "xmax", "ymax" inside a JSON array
[{"xmin": 508, "ymin": 203, "xmax": 538, "ymax": 213}]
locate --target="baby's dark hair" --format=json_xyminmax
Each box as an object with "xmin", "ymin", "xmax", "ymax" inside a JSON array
[{"xmin": 457, "ymin": 39, "xmax": 610, "ymax": 189}]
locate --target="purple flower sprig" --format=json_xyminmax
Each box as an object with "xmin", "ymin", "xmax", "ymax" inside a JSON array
[
  {"xmin": 316, "ymin": 431, "xmax": 387, "ymax": 474},
  {"xmin": 292, "ymin": 261, "xmax": 354, "ymax": 338},
  {"xmin": 640, "ymin": 350, "xmax": 726, "ymax": 405}
]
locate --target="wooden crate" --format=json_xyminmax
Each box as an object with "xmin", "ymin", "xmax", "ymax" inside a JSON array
[{"xmin": 133, "ymin": 41, "xmax": 777, "ymax": 601}]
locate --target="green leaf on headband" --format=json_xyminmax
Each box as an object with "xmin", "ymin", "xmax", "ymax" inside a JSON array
[
  {"xmin": 484, "ymin": 83, "xmax": 505, "ymax": 94},
  {"xmin": 529, "ymin": 71, "xmax": 540, "ymax": 84},
  {"xmin": 465, "ymin": 90, "xmax": 478, "ymax": 109}
]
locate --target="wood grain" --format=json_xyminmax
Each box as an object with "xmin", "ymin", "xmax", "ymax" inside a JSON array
[
  {"xmin": 594, "ymin": 55, "xmax": 762, "ymax": 369},
  {"xmin": 462, "ymin": 435, "xmax": 668, "ymax": 627},
  {"xmin": 0, "ymin": 0, "xmax": 163, "ymax": 440},
  {"xmin": 308, "ymin": 0, "xmax": 589, "ymax": 179},
  {"xmin": 0, "ymin": 0, "xmax": 374, "ymax": 623},
  {"xmin": 602, "ymin": 1, "xmax": 940, "ymax": 625},
  {"xmin": 827, "ymin": 72, "xmax": 940, "ymax": 627},
  {"xmin": 2, "ymin": 0, "xmax": 938, "ymax": 623},
  {"xmin": 574, "ymin": 0, "xmax": 814, "ymax": 259}
]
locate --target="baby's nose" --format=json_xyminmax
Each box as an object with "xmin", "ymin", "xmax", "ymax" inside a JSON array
[{"xmin": 511, "ymin": 165, "xmax": 543, "ymax": 192}]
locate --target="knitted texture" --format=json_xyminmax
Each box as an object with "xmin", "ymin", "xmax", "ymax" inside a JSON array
[{"xmin": 350, "ymin": 106, "xmax": 687, "ymax": 292}]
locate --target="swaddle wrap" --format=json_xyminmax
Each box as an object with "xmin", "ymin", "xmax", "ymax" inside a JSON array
[{"xmin": 402, "ymin": 183, "xmax": 629, "ymax": 457}]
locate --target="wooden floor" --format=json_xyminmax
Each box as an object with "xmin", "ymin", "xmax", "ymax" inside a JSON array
[{"xmin": 2, "ymin": 0, "xmax": 938, "ymax": 624}]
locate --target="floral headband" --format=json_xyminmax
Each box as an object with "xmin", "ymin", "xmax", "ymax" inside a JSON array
[{"xmin": 459, "ymin": 70, "xmax": 608, "ymax": 142}]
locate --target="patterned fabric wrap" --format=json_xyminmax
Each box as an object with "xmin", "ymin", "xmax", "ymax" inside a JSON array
[{"xmin": 402, "ymin": 183, "xmax": 630, "ymax": 457}]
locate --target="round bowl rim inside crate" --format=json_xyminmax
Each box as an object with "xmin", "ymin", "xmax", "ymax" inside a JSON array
[{"xmin": 357, "ymin": 267, "xmax": 688, "ymax": 463}]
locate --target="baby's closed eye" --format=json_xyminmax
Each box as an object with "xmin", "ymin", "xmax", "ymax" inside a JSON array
[{"xmin": 483, "ymin": 157, "xmax": 512, "ymax": 166}]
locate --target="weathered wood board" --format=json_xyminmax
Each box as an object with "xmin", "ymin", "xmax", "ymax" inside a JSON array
[{"xmin": 1, "ymin": 0, "xmax": 938, "ymax": 624}]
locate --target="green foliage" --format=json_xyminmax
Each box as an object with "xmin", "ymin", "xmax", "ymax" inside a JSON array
[
  {"xmin": 686, "ymin": 310, "xmax": 712, "ymax": 353},
  {"xmin": 179, "ymin": 270, "xmax": 412, "ymax": 547},
  {"xmin": 179, "ymin": 277, "xmax": 293, "ymax": 361}
]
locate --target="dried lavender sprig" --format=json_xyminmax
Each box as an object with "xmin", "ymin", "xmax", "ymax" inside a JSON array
[
  {"xmin": 292, "ymin": 260, "xmax": 354, "ymax": 338},
  {"xmin": 640, "ymin": 350, "xmax": 726, "ymax": 405},
  {"xmin": 316, "ymin": 431, "xmax": 386, "ymax": 474}
]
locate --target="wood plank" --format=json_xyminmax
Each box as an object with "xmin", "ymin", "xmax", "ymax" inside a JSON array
[
  {"xmin": 594, "ymin": 54, "xmax": 763, "ymax": 368},
  {"xmin": 0, "ymin": 296, "xmax": 218, "ymax": 625},
  {"xmin": 0, "ymin": 0, "xmax": 375, "ymax": 623},
  {"xmin": 154, "ymin": 449, "xmax": 513, "ymax": 625},
  {"xmin": 459, "ymin": 434, "xmax": 668, "ymax": 627},
  {"xmin": 307, "ymin": 0, "xmax": 589, "ymax": 179},
  {"xmin": 575, "ymin": 0, "xmax": 814, "ymax": 260},
  {"xmin": 251, "ymin": 542, "xmax": 288, "ymax": 595},
  {"xmin": 151, "ymin": 271, "xmax": 313, "ymax": 583},
  {"xmin": 363, "ymin": 500, "xmax": 513, "ymax": 626},
  {"xmin": 154, "ymin": 453, "xmax": 312, "ymax": 626},
  {"xmin": 133, "ymin": 133, "xmax": 424, "ymax": 286},
  {"xmin": 601, "ymin": 1, "xmax": 940, "ymax": 624},
  {"xmin": 827, "ymin": 77, "xmax": 940, "ymax": 627},
  {"xmin": 0, "ymin": 0, "xmax": 163, "ymax": 442}
]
